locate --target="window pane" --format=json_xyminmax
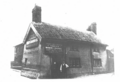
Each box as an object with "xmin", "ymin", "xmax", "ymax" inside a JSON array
[
  {"xmin": 93, "ymin": 58, "xmax": 102, "ymax": 67},
  {"xmin": 93, "ymin": 47, "xmax": 99, "ymax": 52},
  {"xmin": 69, "ymin": 58, "xmax": 81, "ymax": 68}
]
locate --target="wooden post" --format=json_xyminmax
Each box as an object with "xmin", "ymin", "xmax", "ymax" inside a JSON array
[
  {"xmin": 62, "ymin": 42, "xmax": 68, "ymax": 78},
  {"xmin": 62, "ymin": 43, "xmax": 66, "ymax": 63},
  {"xmin": 90, "ymin": 45, "xmax": 93, "ymax": 74}
]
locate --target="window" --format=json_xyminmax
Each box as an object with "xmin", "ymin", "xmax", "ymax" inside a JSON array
[
  {"xmin": 93, "ymin": 48, "xmax": 99, "ymax": 52},
  {"xmin": 69, "ymin": 58, "xmax": 81, "ymax": 68},
  {"xmin": 93, "ymin": 58, "xmax": 102, "ymax": 67},
  {"xmin": 70, "ymin": 45, "xmax": 79, "ymax": 51}
]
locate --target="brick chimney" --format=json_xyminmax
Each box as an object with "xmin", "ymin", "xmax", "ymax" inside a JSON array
[
  {"xmin": 32, "ymin": 5, "xmax": 41, "ymax": 23},
  {"xmin": 87, "ymin": 22, "xmax": 97, "ymax": 34}
]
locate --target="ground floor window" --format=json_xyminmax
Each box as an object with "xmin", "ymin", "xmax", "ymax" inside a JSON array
[
  {"xmin": 93, "ymin": 58, "xmax": 102, "ymax": 67},
  {"xmin": 69, "ymin": 58, "xmax": 81, "ymax": 68}
]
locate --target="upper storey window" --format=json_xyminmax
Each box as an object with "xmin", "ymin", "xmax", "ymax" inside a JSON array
[{"xmin": 93, "ymin": 47, "xmax": 99, "ymax": 52}]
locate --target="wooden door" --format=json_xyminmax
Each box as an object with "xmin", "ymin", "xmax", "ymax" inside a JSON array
[{"xmin": 51, "ymin": 54, "xmax": 62, "ymax": 78}]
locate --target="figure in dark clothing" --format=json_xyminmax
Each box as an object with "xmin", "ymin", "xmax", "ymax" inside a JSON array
[{"xmin": 60, "ymin": 62, "xmax": 69, "ymax": 78}]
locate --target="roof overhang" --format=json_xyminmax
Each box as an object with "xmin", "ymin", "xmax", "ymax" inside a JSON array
[{"xmin": 23, "ymin": 22, "xmax": 42, "ymax": 44}]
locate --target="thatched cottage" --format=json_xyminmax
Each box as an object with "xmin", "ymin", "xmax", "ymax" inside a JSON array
[{"xmin": 11, "ymin": 5, "xmax": 111, "ymax": 78}]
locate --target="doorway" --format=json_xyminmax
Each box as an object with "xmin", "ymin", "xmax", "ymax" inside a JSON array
[{"xmin": 50, "ymin": 54, "xmax": 62, "ymax": 78}]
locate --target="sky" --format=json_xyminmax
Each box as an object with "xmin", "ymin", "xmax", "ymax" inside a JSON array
[
  {"xmin": 0, "ymin": 0, "xmax": 118, "ymax": 59},
  {"xmin": 0, "ymin": 0, "xmax": 120, "ymax": 81},
  {"xmin": 0, "ymin": 0, "xmax": 118, "ymax": 46}
]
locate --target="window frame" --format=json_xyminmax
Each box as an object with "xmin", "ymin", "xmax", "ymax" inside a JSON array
[
  {"xmin": 69, "ymin": 58, "xmax": 81, "ymax": 68},
  {"xmin": 93, "ymin": 47, "xmax": 99, "ymax": 53},
  {"xmin": 93, "ymin": 58, "xmax": 102, "ymax": 67}
]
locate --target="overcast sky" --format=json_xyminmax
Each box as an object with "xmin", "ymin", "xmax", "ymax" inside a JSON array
[
  {"xmin": 0, "ymin": 0, "xmax": 119, "ymax": 60},
  {"xmin": 0, "ymin": 0, "xmax": 118, "ymax": 46}
]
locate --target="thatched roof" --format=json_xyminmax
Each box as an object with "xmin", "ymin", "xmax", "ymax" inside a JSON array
[{"xmin": 34, "ymin": 22, "xmax": 105, "ymax": 45}]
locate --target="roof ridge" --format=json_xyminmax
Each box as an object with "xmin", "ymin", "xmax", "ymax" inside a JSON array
[{"xmin": 40, "ymin": 22, "xmax": 93, "ymax": 34}]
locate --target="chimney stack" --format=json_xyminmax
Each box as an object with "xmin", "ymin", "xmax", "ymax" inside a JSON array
[
  {"xmin": 32, "ymin": 5, "xmax": 42, "ymax": 23},
  {"xmin": 87, "ymin": 22, "xmax": 97, "ymax": 34}
]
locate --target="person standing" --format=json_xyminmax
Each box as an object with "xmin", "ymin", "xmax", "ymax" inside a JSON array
[{"xmin": 60, "ymin": 62, "xmax": 69, "ymax": 78}]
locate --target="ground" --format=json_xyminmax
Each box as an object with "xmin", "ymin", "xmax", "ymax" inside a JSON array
[{"xmin": 0, "ymin": 66, "xmax": 117, "ymax": 82}]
